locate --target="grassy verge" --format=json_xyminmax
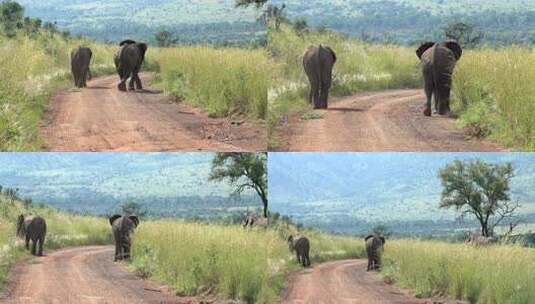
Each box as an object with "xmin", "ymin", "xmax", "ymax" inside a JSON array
[
  {"xmin": 130, "ymin": 220, "xmax": 363, "ymax": 303},
  {"xmin": 0, "ymin": 31, "xmax": 116, "ymax": 151},
  {"xmin": 267, "ymin": 24, "xmax": 421, "ymax": 148},
  {"xmin": 452, "ymin": 47, "xmax": 535, "ymax": 149},
  {"xmin": 382, "ymin": 239, "xmax": 535, "ymax": 303},
  {"xmin": 0, "ymin": 193, "xmax": 111, "ymax": 289},
  {"xmin": 151, "ymin": 46, "xmax": 268, "ymax": 120}
]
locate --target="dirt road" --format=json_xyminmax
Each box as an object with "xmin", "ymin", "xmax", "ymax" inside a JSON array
[
  {"xmin": 277, "ymin": 89, "xmax": 505, "ymax": 151},
  {"xmin": 40, "ymin": 73, "xmax": 266, "ymax": 151},
  {"xmin": 282, "ymin": 259, "xmax": 438, "ymax": 304},
  {"xmin": 1, "ymin": 246, "xmax": 202, "ymax": 304}
]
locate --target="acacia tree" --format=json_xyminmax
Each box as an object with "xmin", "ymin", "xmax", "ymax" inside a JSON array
[
  {"xmin": 439, "ymin": 160, "xmax": 519, "ymax": 237},
  {"xmin": 210, "ymin": 153, "xmax": 268, "ymax": 217},
  {"xmin": 235, "ymin": 0, "xmax": 267, "ymax": 8},
  {"xmin": 443, "ymin": 21, "xmax": 483, "ymax": 48}
]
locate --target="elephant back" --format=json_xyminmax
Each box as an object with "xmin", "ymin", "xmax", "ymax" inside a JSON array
[
  {"xmin": 365, "ymin": 235, "xmax": 384, "ymax": 258},
  {"xmin": 25, "ymin": 216, "xmax": 47, "ymax": 239},
  {"xmin": 293, "ymin": 235, "xmax": 310, "ymax": 254}
]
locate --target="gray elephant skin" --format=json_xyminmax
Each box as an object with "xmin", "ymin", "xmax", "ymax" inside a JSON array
[
  {"xmin": 16, "ymin": 214, "xmax": 47, "ymax": 256},
  {"xmin": 71, "ymin": 46, "xmax": 92, "ymax": 88},
  {"xmin": 303, "ymin": 45, "xmax": 337, "ymax": 109},
  {"xmin": 365, "ymin": 234, "xmax": 385, "ymax": 271},
  {"xmin": 416, "ymin": 40, "xmax": 463, "ymax": 116},
  {"xmin": 109, "ymin": 214, "xmax": 139, "ymax": 261},
  {"xmin": 288, "ymin": 235, "xmax": 311, "ymax": 267},
  {"xmin": 114, "ymin": 40, "xmax": 148, "ymax": 91}
]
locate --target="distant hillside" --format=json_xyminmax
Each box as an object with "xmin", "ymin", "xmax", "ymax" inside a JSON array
[
  {"xmin": 271, "ymin": 0, "xmax": 535, "ymax": 45},
  {"xmin": 0, "ymin": 153, "xmax": 259, "ymax": 218},
  {"xmin": 268, "ymin": 153, "xmax": 535, "ymax": 235},
  {"xmin": 17, "ymin": 0, "xmax": 265, "ymax": 45}
]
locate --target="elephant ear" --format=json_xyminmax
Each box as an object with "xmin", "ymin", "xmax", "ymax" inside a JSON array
[
  {"xmin": 364, "ymin": 234, "xmax": 375, "ymax": 241},
  {"xmin": 324, "ymin": 46, "xmax": 337, "ymax": 64},
  {"xmin": 129, "ymin": 215, "xmax": 140, "ymax": 227},
  {"xmin": 380, "ymin": 237, "xmax": 386, "ymax": 245},
  {"xmin": 444, "ymin": 40, "xmax": 462, "ymax": 60},
  {"xmin": 416, "ymin": 41, "xmax": 435, "ymax": 59},
  {"xmin": 109, "ymin": 214, "xmax": 122, "ymax": 226},
  {"xmin": 287, "ymin": 235, "xmax": 294, "ymax": 243},
  {"xmin": 119, "ymin": 39, "xmax": 136, "ymax": 46},
  {"xmin": 137, "ymin": 43, "xmax": 148, "ymax": 59}
]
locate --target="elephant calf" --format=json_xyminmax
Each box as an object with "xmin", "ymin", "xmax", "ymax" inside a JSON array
[
  {"xmin": 16, "ymin": 214, "xmax": 47, "ymax": 256},
  {"xmin": 71, "ymin": 46, "xmax": 93, "ymax": 88},
  {"xmin": 109, "ymin": 214, "xmax": 139, "ymax": 261},
  {"xmin": 416, "ymin": 40, "xmax": 462, "ymax": 116},
  {"xmin": 288, "ymin": 235, "xmax": 311, "ymax": 267},
  {"xmin": 365, "ymin": 234, "xmax": 385, "ymax": 271},
  {"xmin": 303, "ymin": 45, "xmax": 337, "ymax": 109}
]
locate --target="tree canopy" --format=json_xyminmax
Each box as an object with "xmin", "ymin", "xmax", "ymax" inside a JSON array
[
  {"xmin": 210, "ymin": 153, "xmax": 268, "ymax": 217},
  {"xmin": 439, "ymin": 160, "xmax": 519, "ymax": 237}
]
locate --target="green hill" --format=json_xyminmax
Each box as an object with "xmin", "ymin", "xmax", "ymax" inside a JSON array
[
  {"xmin": 17, "ymin": 0, "xmax": 265, "ymax": 44},
  {"xmin": 272, "ymin": 0, "xmax": 535, "ymax": 45}
]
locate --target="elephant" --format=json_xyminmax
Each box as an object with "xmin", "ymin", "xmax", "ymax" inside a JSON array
[
  {"xmin": 288, "ymin": 235, "xmax": 310, "ymax": 267},
  {"xmin": 16, "ymin": 214, "xmax": 47, "ymax": 256},
  {"xmin": 416, "ymin": 40, "xmax": 463, "ymax": 116},
  {"xmin": 70, "ymin": 46, "xmax": 92, "ymax": 88},
  {"xmin": 365, "ymin": 234, "xmax": 385, "ymax": 271},
  {"xmin": 303, "ymin": 45, "xmax": 337, "ymax": 109},
  {"xmin": 466, "ymin": 232, "xmax": 498, "ymax": 246},
  {"xmin": 114, "ymin": 39, "xmax": 148, "ymax": 91},
  {"xmin": 109, "ymin": 214, "xmax": 139, "ymax": 261},
  {"xmin": 243, "ymin": 212, "xmax": 268, "ymax": 228}
]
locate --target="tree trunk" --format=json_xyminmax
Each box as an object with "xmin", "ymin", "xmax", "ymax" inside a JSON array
[{"xmin": 261, "ymin": 195, "xmax": 268, "ymax": 218}]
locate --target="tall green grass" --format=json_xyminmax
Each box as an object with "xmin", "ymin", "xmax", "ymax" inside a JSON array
[
  {"xmin": 0, "ymin": 31, "xmax": 116, "ymax": 151},
  {"xmin": 452, "ymin": 47, "xmax": 535, "ymax": 149},
  {"xmin": 0, "ymin": 193, "xmax": 111, "ymax": 289},
  {"xmin": 152, "ymin": 46, "xmax": 268, "ymax": 119},
  {"xmin": 267, "ymin": 25, "xmax": 421, "ymax": 148},
  {"xmin": 130, "ymin": 220, "xmax": 363, "ymax": 303},
  {"xmin": 382, "ymin": 240, "xmax": 535, "ymax": 303}
]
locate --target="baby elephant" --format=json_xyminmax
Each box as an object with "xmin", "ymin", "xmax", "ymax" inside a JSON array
[
  {"xmin": 109, "ymin": 214, "xmax": 139, "ymax": 261},
  {"xmin": 365, "ymin": 234, "xmax": 385, "ymax": 271},
  {"xmin": 288, "ymin": 235, "xmax": 311, "ymax": 267},
  {"xmin": 16, "ymin": 214, "xmax": 47, "ymax": 256}
]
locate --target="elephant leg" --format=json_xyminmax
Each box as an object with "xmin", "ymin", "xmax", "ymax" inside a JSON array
[
  {"xmin": 128, "ymin": 77, "xmax": 136, "ymax": 91},
  {"xmin": 301, "ymin": 254, "xmax": 306, "ymax": 267},
  {"xmin": 296, "ymin": 252, "xmax": 301, "ymax": 264},
  {"xmin": 305, "ymin": 253, "xmax": 311, "ymax": 267},
  {"xmin": 118, "ymin": 74, "xmax": 128, "ymax": 91},
  {"xmin": 319, "ymin": 71, "xmax": 332, "ymax": 109},
  {"xmin": 31, "ymin": 240, "xmax": 37, "ymax": 255},
  {"xmin": 25, "ymin": 235, "xmax": 30, "ymax": 250},
  {"xmin": 423, "ymin": 72, "xmax": 434, "ymax": 116},
  {"xmin": 38, "ymin": 235, "xmax": 45, "ymax": 256},
  {"xmin": 133, "ymin": 74, "xmax": 142, "ymax": 90},
  {"xmin": 114, "ymin": 241, "xmax": 120, "ymax": 261}
]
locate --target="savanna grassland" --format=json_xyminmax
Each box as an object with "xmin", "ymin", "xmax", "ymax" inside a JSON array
[
  {"xmin": 268, "ymin": 22, "xmax": 535, "ymax": 150},
  {"xmin": 267, "ymin": 24, "xmax": 421, "ymax": 148},
  {"xmin": 130, "ymin": 219, "xmax": 364, "ymax": 303},
  {"xmin": 1, "ymin": 23, "xmax": 268, "ymax": 151},
  {"xmin": 0, "ymin": 190, "xmax": 110, "ymax": 288}
]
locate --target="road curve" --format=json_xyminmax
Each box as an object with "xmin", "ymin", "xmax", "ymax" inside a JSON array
[
  {"xmin": 40, "ymin": 73, "xmax": 266, "ymax": 152},
  {"xmin": 277, "ymin": 89, "xmax": 505, "ymax": 152},
  {"xmin": 1, "ymin": 246, "xmax": 195, "ymax": 304},
  {"xmin": 282, "ymin": 259, "xmax": 439, "ymax": 304}
]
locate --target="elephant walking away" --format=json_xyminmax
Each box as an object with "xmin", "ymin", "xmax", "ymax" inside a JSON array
[
  {"xmin": 71, "ymin": 46, "xmax": 92, "ymax": 88},
  {"xmin": 114, "ymin": 40, "xmax": 148, "ymax": 91},
  {"xmin": 109, "ymin": 214, "xmax": 139, "ymax": 261},
  {"xmin": 365, "ymin": 234, "xmax": 385, "ymax": 271},
  {"xmin": 303, "ymin": 45, "xmax": 337, "ymax": 109},
  {"xmin": 416, "ymin": 41, "xmax": 463, "ymax": 116},
  {"xmin": 288, "ymin": 235, "xmax": 311, "ymax": 267},
  {"xmin": 16, "ymin": 214, "xmax": 47, "ymax": 256}
]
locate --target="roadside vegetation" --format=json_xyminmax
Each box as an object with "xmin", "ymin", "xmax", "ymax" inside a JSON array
[
  {"xmin": 130, "ymin": 218, "xmax": 363, "ymax": 303},
  {"xmin": 0, "ymin": 187, "xmax": 110, "ymax": 289},
  {"xmin": 267, "ymin": 23, "xmax": 421, "ymax": 148}
]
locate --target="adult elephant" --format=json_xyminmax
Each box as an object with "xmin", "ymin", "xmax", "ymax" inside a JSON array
[
  {"xmin": 365, "ymin": 234, "xmax": 385, "ymax": 271},
  {"xmin": 288, "ymin": 235, "xmax": 311, "ymax": 267},
  {"xmin": 16, "ymin": 214, "xmax": 47, "ymax": 256},
  {"xmin": 416, "ymin": 40, "xmax": 463, "ymax": 116},
  {"xmin": 70, "ymin": 46, "xmax": 92, "ymax": 88},
  {"xmin": 109, "ymin": 214, "xmax": 139, "ymax": 261},
  {"xmin": 114, "ymin": 40, "xmax": 148, "ymax": 91},
  {"xmin": 303, "ymin": 45, "xmax": 337, "ymax": 109}
]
